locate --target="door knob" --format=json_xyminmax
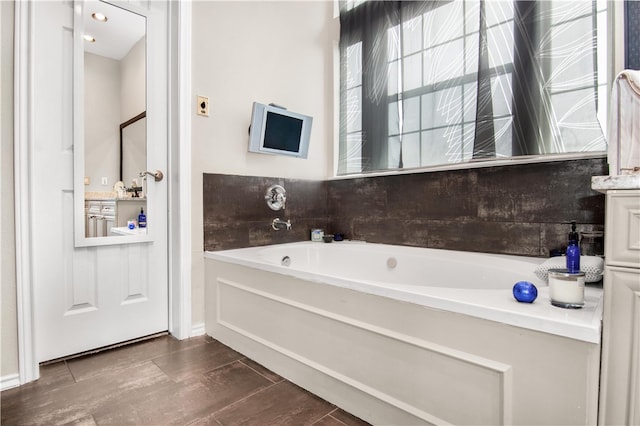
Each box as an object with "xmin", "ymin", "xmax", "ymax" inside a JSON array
[{"xmin": 139, "ymin": 170, "xmax": 164, "ymax": 182}]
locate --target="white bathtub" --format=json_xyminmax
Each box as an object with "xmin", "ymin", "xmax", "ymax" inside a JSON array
[
  {"xmin": 206, "ymin": 241, "xmax": 602, "ymax": 342},
  {"xmin": 205, "ymin": 242, "xmax": 603, "ymax": 425}
]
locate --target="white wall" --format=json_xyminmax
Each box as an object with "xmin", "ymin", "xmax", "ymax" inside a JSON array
[
  {"xmin": 190, "ymin": 1, "xmax": 339, "ymax": 327},
  {"xmin": 1, "ymin": 0, "xmax": 19, "ymax": 380},
  {"xmin": 120, "ymin": 37, "xmax": 146, "ymax": 121}
]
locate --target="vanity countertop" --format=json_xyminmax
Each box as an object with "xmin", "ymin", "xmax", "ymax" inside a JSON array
[
  {"xmin": 85, "ymin": 197, "xmax": 147, "ymax": 201},
  {"xmin": 592, "ymin": 175, "xmax": 640, "ymax": 193},
  {"xmin": 111, "ymin": 226, "xmax": 147, "ymax": 236},
  {"xmin": 84, "ymin": 191, "xmax": 146, "ymax": 201}
]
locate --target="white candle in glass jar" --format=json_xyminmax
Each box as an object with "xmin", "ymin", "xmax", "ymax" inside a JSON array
[
  {"xmin": 311, "ymin": 229, "xmax": 324, "ymax": 242},
  {"xmin": 548, "ymin": 268, "xmax": 585, "ymax": 308}
]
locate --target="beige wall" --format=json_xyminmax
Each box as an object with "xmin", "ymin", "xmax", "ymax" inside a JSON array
[
  {"xmin": 1, "ymin": 0, "xmax": 19, "ymax": 379},
  {"xmin": 190, "ymin": 1, "xmax": 339, "ymax": 326},
  {"xmin": 120, "ymin": 37, "xmax": 146, "ymax": 121}
]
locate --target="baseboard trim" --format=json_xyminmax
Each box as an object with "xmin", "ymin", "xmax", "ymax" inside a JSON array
[
  {"xmin": 1, "ymin": 373, "xmax": 21, "ymax": 391},
  {"xmin": 191, "ymin": 322, "xmax": 205, "ymax": 337}
]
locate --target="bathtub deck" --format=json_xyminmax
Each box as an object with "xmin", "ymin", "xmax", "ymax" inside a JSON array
[{"xmin": 205, "ymin": 242, "xmax": 604, "ymax": 343}]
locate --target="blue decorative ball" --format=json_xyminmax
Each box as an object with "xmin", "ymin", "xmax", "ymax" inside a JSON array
[{"xmin": 513, "ymin": 281, "xmax": 538, "ymax": 303}]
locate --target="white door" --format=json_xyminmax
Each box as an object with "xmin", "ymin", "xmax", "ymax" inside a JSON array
[{"xmin": 31, "ymin": 1, "xmax": 169, "ymax": 362}]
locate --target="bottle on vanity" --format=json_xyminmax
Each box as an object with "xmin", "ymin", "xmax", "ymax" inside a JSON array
[
  {"xmin": 138, "ymin": 208, "xmax": 147, "ymax": 228},
  {"xmin": 566, "ymin": 220, "xmax": 580, "ymax": 273}
]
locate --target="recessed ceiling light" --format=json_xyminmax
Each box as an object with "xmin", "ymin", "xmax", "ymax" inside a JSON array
[
  {"xmin": 91, "ymin": 12, "xmax": 108, "ymax": 22},
  {"xmin": 83, "ymin": 34, "xmax": 96, "ymax": 43}
]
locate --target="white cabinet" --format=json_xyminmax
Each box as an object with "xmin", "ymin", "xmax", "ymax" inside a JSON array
[
  {"xmin": 598, "ymin": 189, "xmax": 640, "ymax": 425},
  {"xmin": 85, "ymin": 200, "xmax": 115, "ymax": 237},
  {"xmin": 84, "ymin": 198, "xmax": 146, "ymax": 237}
]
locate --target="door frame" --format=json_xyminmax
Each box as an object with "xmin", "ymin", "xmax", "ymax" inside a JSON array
[{"xmin": 13, "ymin": 0, "xmax": 193, "ymax": 384}]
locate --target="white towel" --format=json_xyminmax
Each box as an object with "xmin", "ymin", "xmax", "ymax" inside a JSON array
[
  {"xmin": 534, "ymin": 256, "xmax": 604, "ymax": 283},
  {"xmin": 608, "ymin": 70, "xmax": 640, "ymax": 175}
]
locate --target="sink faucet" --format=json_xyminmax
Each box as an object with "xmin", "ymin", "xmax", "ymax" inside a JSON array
[{"xmin": 272, "ymin": 218, "xmax": 292, "ymax": 231}]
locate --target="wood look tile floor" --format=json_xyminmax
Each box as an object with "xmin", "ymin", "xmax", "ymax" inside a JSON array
[{"xmin": 1, "ymin": 335, "xmax": 370, "ymax": 426}]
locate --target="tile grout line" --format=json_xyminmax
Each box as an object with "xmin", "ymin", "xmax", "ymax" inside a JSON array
[
  {"xmin": 150, "ymin": 353, "xmax": 246, "ymax": 384},
  {"xmin": 327, "ymin": 408, "xmax": 355, "ymax": 426},
  {"xmin": 64, "ymin": 360, "xmax": 79, "ymax": 384},
  {"xmin": 237, "ymin": 358, "xmax": 284, "ymax": 384},
  {"xmin": 311, "ymin": 410, "xmax": 342, "ymax": 426},
  {"xmin": 69, "ymin": 358, "xmax": 161, "ymax": 384},
  {"xmin": 210, "ymin": 380, "xmax": 282, "ymax": 419},
  {"xmin": 64, "ymin": 336, "xmax": 187, "ymax": 383}
]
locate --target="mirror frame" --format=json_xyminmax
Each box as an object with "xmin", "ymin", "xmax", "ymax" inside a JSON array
[{"xmin": 73, "ymin": 0, "xmax": 152, "ymax": 247}]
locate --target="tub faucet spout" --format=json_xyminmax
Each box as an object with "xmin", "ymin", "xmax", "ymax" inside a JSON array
[{"xmin": 272, "ymin": 218, "xmax": 292, "ymax": 231}]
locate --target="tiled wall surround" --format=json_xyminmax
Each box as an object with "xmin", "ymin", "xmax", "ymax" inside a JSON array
[
  {"xmin": 203, "ymin": 175, "xmax": 328, "ymax": 251},
  {"xmin": 203, "ymin": 157, "xmax": 607, "ymax": 256}
]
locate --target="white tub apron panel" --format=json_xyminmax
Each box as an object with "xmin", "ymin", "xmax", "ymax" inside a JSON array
[{"xmin": 205, "ymin": 244, "xmax": 601, "ymax": 425}]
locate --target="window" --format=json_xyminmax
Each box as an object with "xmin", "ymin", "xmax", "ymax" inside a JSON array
[{"xmin": 338, "ymin": 0, "xmax": 608, "ymax": 175}]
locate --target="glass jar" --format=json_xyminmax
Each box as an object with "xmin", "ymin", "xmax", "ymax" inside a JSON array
[
  {"xmin": 580, "ymin": 231, "xmax": 604, "ymax": 257},
  {"xmin": 548, "ymin": 268, "xmax": 585, "ymax": 309}
]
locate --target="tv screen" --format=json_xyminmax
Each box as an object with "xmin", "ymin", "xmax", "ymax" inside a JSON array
[
  {"xmin": 263, "ymin": 112, "xmax": 304, "ymax": 153},
  {"xmin": 248, "ymin": 102, "xmax": 312, "ymax": 158}
]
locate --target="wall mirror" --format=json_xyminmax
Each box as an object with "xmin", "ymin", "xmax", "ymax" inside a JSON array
[{"xmin": 74, "ymin": 0, "xmax": 152, "ymax": 246}]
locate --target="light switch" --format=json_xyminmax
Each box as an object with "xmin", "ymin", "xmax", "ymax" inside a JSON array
[
  {"xmin": 197, "ymin": 96, "xmax": 209, "ymax": 117},
  {"xmin": 101, "ymin": 177, "xmax": 108, "ymax": 185}
]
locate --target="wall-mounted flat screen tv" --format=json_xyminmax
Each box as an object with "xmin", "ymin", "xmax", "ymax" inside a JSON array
[{"xmin": 248, "ymin": 102, "xmax": 313, "ymax": 158}]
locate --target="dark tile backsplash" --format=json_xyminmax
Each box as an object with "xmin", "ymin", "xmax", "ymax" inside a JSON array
[
  {"xmin": 203, "ymin": 175, "xmax": 328, "ymax": 251},
  {"xmin": 203, "ymin": 157, "xmax": 607, "ymax": 256}
]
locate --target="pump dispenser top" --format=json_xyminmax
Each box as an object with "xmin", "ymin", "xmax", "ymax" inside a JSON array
[{"xmin": 566, "ymin": 221, "xmax": 580, "ymax": 273}]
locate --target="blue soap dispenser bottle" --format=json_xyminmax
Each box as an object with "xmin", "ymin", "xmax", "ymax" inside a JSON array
[
  {"xmin": 566, "ymin": 221, "xmax": 580, "ymax": 273},
  {"xmin": 138, "ymin": 208, "xmax": 147, "ymax": 228}
]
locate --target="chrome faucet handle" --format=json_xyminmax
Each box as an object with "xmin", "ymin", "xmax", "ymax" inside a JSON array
[
  {"xmin": 272, "ymin": 218, "xmax": 291, "ymax": 231},
  {"xmin": 265, "ymin": 185, "xmax": 286, "ymax": 211}
]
